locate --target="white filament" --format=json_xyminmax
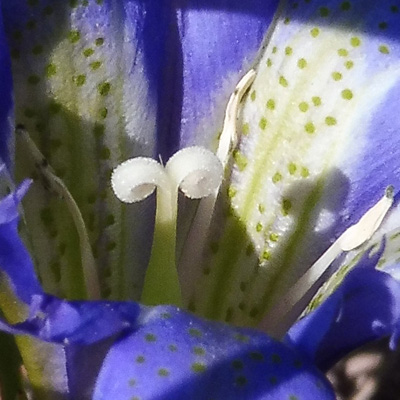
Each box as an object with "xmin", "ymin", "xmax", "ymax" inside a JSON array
[
  {"xmin": 166, "ymin": 147, "xmax": 223, "ymax": 198},
  {"xmin": 217, "ymin": 69, "xmax": 256, "ymax": 167},
  {"xmin": 261, "ymin": 188, "xmax": 394, "ymax": 338},
  {"xmin": 111, "ymin": 158, "xmax": 171, "ymax": 203}
]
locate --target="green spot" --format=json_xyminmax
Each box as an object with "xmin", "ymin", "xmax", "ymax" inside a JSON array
[
  {"xmin": 284, "ymin": 17, "xmax": 290, "ymax": 25},
  {"xmin": 256, "ymin": 223, "xmax": 263, "ymax": 232},
  {"xmin": 46, "ymin": 63, "xmax": 57, "ymax": 77},
  {"xmin": 305, "ymin": 122, "xmax": 316, "ymax": 134},
  {"xmin": 136, "ymin": 355, "xmax": 145, "ymax": 363},
  {"xmin": 191, "ymin": 363, "xmax": 206, "ymax": 373},
  {"xmin": 345, "ymin": 60, "xmax": 354, "ymax": 69},
  {"xmin": 93, "ymin": 123, "xmax": 105, "ymax": 138},
  {"xmin": 82, "ymin": 0, "xmax": 89, "ymax": 5},
  {"xmin": 250, "ymin": 352, "xmax": 264, "ymax": 361},
  {"xmin": 379, "ymin": 21, "xmax": 388, "ymax": 30},
  {"xmin": 193, "ymin": 346, "xmax": 205, "ymax": 356},
  {"xmin": 90, "ymin": 61, "xmax": 102, "ymax": 70},
  {"xmin": 145, "ymin": 334, "xmax": 156, "ymax": 342},
  {"xmin": 235, "ymin": 376, "xmax": 247, "ymax": 387},
  {"xmin": 188, "ymin": 328, "xmax": 202, "ymax": 338},
  {"xmin": 312, "ymin": 96, "xmax": 322, "ymax": 106},
  {"xmin": 83, "ymin": 48, "xmax": 95, "ymax": 57},
  {"xmin": 285, "ymin": 46, "xmax": 293, "ymax": 55},
  {"xmin": 269, "ymin": 233, "xmax": 279, "ymax": 242},
  {"xmin": 233, "ymin": 150, "xmax": 248, "ymax": 171},
  {"xmin": 232, "ymin": 360, "xmax": 244, "ymax": 370},
  {"xmin": 331, "ymin": 71, "xmax": 342, "ymax": 81},
  {"xmin": 105, "ymin": 214, "xmax": 115, "ymax": 226},
  {"xmin": 269, "ymin": 376, "xmax": 278, "ymax": 385},
  {"xmin": 350, "ymin": 36, "xmax": 361, "ymax": 47},
  {"xmin": 99, "ymin": 107, "xmax": 108, "ymax": 119},
  {"xmin": 158, "ymin": 368, "xmax": 169, "ymax": 377},
  {"xmin": 259, "ymin": 117, "xmax": 267, "ymax": 130},
  {"xmin": 96, "ymin": 0, "xmax": 104, "ymax": 4},
  {"xmin": 168, "ymin": 344, "xmax": 177, "ymax": 352},
  {"xmin": 341, "ymin": 1, "xmax": 351, "ymax": 10},
  {"xmin": 301, "ymin": 167, "xmax": 310, "ymax": 178},
  {"xmin": 262, "ymin": 250, "xmax": 271, "ymax": 261},
  {"xmin": 228, "ymin": 186, "xmax": 237, "ymax": 198},
  {"xmin": 298, "ymin": 102, "xmax": 309, "ymax": 112},
  {"xmin": 26, "ymin": 19, "xmax": 37, "ymax": 30},
  {"xmin": 95, "ymin": 37, "xmax": 105, "ymax": 46},
  {"xmin": 341, "ymin": 89, "xmax": 353, "ymax": 100},
  {"xmin": 266, "ymin": 99, "xmax": 276, "ymax": 110},
  {"xmin": 250, "ymin": 90, "xmax": 256, "ymax": 101},
  {"xmin": 69, "ymin": 0, "xmax": 79, "ymax": 7},
  {"xmin": 242, "ymin": 123, "xmax": 249, "ymax": 135},
  {"xmin": 32, "ymin": 45, "xmax": 43, "ymax": 55},
  {"xmin": 282, "ymin": 198, "xmax": 292, "ymax": 216},
  {"xmin": 288, "ymin": 162, "xmax": 297, "ymax": 175},
  {"xmin": 325, "ymin": 116, "xmax": 337, "ymax": 126},
  {"xmin": 128, "ymin": 378, "xmax": 136, "ymax": 386},
  {"xmin": 319, "ymin": 7, "xmax": 330, "ymax": 17},
  {"xmin": 271, "ymin": 353, "xmax": 281, "ymax": 364},
  {"xmin": 310, "ymin": 27, "xmax": 320, "ymax": 38},
  {"xmin": 68, "ymin": 30, "xmax": 81, "ymax": 44},
  {"xmin": 74, "ymin": 74, "xmax": 86, "ymax": 86},
  {"xmin": 266, "ymin": 58, "xmax": 272, "ymax": 67},
  {"xmin": 233, "ymin": 333, "xmax": 249, "ymax": 343},
  {"xmin": 289, "ymin": 396, "xmax": 299, "ymax": 400},
  {"xmin": 106, "ymin": 241, "xmax": 116, "ymax": 251},
  {"xmin": 100, "ymin": 147, "xmax": 111, "ymax": 160},
  {"xmin": 337, "ymin": 48, "xmax": 348, "ymax": 57},
  {"xmin": 49, "ymin": 101, "xmax": 61, "ymax": 114},
  {"xmin": 272, "ymin": 172, "xmax": 282, "ymax": 183},
  {"xmin": 28, "ymin": 75, "xmax": 40, "ymax": 85},
  {"xmin": 272, "ymin": 46, "xmax": 278, "ymax": 54},
  {"xmin": 391, "ymin": 5, "xmax": 399, "ymax": 13},
  {"xmin": 43, "ymin": 6, "xmax": 54, "ymax": 15},
  {"xmin": 379, "ymin": 45, "xmax": 390, "ymax": 54},
  {"xmin": 98, "ymin": 81, "xmax": 111, "ymax": 96},
  {"xmin": 297, "ymin": 58, "xmax": 307, "ymax": 69},
  {"xmin": 279, "ymin": 76, "xmax": 288, "ymax": 87},
  {"xmin": 258, "ymin": 204, "xmax": 265, "ymax": 213}
]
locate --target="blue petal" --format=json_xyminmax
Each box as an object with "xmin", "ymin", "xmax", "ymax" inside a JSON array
[
  {"xmin": 168, "ymin": 0, "xmax": 280, "ymax": 154},
  {"xmin": 91, "ymin": 305, "xmax": 334, "ymax": 400},
  {"xmin": 0, "ymin": 6, "xmax": 13, "ymax": 169},
  {"xmin": 0, "ymin": 179, "xmax": 43, "ymax": 303},
  {"xmin": 286, "ymin": 261, "xmax": 400, "ymax": 372}
]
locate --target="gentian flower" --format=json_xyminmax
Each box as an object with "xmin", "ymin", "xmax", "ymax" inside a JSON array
[{"xmin": 0, "ymin": 0, "xmax": 400, "ymax": 399}]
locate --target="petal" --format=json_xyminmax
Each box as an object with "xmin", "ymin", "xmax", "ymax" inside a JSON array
[
  {"xmin": 191, "ymin": 0, "xmax": 400, "ymax": 329},
  {"xmin": 175, "ymin": 0, "xmax": 280, "ymax": 151},
  {"xmin": 93, "ymin": 305, "xmax": 334, "ymax": 400},
  {"xmin": 2, "ymin": 0, "xmax": 167, "ymax": 300},
  {"xmin": 286, "ymin": 262, "xmax": 400, "ymax": 372}
]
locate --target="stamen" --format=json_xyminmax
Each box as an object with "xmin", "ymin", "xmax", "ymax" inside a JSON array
[
  {"xmin": 111, "ymin": 147, "xmax": 222, "ymax": 307},
  {"xmin": 178, "ymin": 71, "xmax": 256, "ymax": 303},
  {"xmin": 260, "ymin": 188, "xmax": 394, "ymax": 338},
  {"xmin": 16, "ymin": 126, "xmax": 101, "ymax": 300}
]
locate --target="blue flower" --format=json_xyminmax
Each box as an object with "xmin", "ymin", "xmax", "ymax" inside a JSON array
[{"xmin": 0, "ymin": 0, "xmax": 400, "ymax": 399}]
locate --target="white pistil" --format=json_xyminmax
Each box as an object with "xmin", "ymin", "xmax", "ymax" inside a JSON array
[
  {"xmin": 178, "ymin": 70, "xmax": 256, "ymax": 303},
  {"xmin": 261, "ymin": 188, "xmax": 394, "ymax": 338},
  {"xmin": 17, "ymin": 126, "xmax": 101, "ymax": 300},
  {"xmin": 112, "ymin": 147, "xmax": 222, "ymax": 307}
]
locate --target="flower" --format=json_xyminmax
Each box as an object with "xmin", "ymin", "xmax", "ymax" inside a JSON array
[{"xmin": 0, "ymin": 0, "xmax": 400, "ymax": 399}]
